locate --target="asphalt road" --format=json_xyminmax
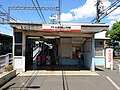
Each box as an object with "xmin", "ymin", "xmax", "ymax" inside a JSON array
[{"xmin": 1, "ymin": 69, "xmax": 120, "ymax": 90}]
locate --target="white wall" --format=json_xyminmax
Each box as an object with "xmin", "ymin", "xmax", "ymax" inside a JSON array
[{"xmin": 95, "ymin": 31, "xmax": 109, "ymax": 39}]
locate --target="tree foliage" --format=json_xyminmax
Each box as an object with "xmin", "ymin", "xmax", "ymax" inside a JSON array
[{"xmin": 106, "ymin": 21, "xmax": 120, "ymax": 41}]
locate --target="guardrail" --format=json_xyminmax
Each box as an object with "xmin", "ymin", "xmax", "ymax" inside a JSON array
[{"xmin": 0, "ymin": 53, "xmax": 13, "ymax": 73}]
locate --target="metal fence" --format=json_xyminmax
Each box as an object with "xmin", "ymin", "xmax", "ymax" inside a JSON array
[{"xmin": 0, "ymin": 53, "xmax": 13, "ymax": 73}]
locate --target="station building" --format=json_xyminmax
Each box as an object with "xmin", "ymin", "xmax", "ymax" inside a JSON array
[{"xmin": 10, "ymin": 22, "xmax": 109, "ymax": 72}]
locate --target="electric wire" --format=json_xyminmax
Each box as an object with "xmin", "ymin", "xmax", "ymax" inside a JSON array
[
  {"xmin": 0, "ymin": 6, "xmax": 17, "ymax": 21},
  {"xmin": 0, "ymin": 16, "xmax": 10, "ymax": 24},
  {"xmin": 98, "ymin": 0, "xmax": 120, "ymax": 17},
  {"xmin": 91, "ymin": 0, "xmax": 120, "ymax": 23},
  {"xmin": 31, "ymin": 0, "xmax": 45, "ymax": 23},
  {"xmin": 99, "ymin": 5, "xmax": 120, "ymax": 22},
  {"xmin": 35, "ymin": 0, "xmax": 46, "ymax": 23},
  {"xmin": 91, "ymin": 0, "xmax": 119, "ymax": 22},
  {"xmin": 99, "ymin": 0, "xmax": 120, "ymax": 22},
  {"xmin": 100, "ymin": 0, "xmax": 119, "ymax": 13}
]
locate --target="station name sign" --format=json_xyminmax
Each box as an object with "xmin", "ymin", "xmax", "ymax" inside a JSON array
[{"xmin": 42, "ymin": 24, "xmax": 81, "ymax": 32}]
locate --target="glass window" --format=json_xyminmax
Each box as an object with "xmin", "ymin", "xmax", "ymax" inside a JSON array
[
  {"xmin": 15, "ymin": 45, "xmax": 22, "ymax": 56},
  {"xmin": 95, "ymin": 40, "xmax": 104, "ymax": 56},
  {"xmin": 15, "ymin": 32, "xmax": 22, "ymax": 43}
]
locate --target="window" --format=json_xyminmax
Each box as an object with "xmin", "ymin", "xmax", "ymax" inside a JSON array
[
  {"xmin": 15, "ymin": 32, "xmax": 22, "ymax": 43},
  {"xmin": 14, "ymin": 32, "xmax": 22, "ymax": 56},
  {"xmin": 15, "ymin": 45, "xmax": 22, "ymax": 56},
  {"xmin": 95, "ymin": 40, "xmax": 104, "ymax": 56}
]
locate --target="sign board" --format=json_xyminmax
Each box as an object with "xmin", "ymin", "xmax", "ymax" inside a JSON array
[
  {"xmin": 106, "ymin": 48, "xmax": 113, "ymax": 68},
  {"xmin": 42, "ymin": 24, "xmax": 81, "ymax": 32}
]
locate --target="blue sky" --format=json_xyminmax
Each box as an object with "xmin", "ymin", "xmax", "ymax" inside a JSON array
[{"xmin": 0, "ymin": 0, "xmax": 120, "ymax": 36}]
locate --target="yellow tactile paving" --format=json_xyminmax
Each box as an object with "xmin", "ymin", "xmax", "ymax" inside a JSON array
[
  {"xmin": 63, "ymin": 71, "xmax": 98, "ymax": 75},
  {"xmin": 18, "ymin": 70, "xmax": 99, "ymax": 76}
]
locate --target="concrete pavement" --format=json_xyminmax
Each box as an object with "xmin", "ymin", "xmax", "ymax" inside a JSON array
[
  {"xmin": 1, "ymin": 69, "xmax": 120, "ymax": 90},
  {"xmin": 97, "ymin": 69, "xmax": 120, "ymax": 90}
]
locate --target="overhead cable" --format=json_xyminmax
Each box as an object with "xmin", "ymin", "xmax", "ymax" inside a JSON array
[
  {"xmin": 91, "ymin": 0, "xmax": 120, "ymax": 23},
  {"xmin": 0, "ymin": 6, "xmax": 17, "ymax": 21},
  {"xmin": 35, "ymin": 0, "xmax": 46, "ymax": 23},
  {"xmin": 31, "ymin": 0, "xmax": 45, "ymax": 23}
]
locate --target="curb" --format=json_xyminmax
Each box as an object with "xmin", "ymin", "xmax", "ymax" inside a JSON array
[{"xmin": 0, "ymin": 70, "xmax": 16, "ymax": 87}]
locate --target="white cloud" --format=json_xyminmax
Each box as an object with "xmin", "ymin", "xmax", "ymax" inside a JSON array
[
  {"xmin": 51, "ymin": 0, "xmax": 119, "ymax": 23},
  {"xmin": 61, "ymin": 0, "xmax": 96, "ymax": 21},
  {"xmin": 61, "ymin": 13, "xmax": 74, "ymax": 21},
  {"xmin": 106, "ymin": 0, "xmax": 120, "ymax": 22},
  {"xmin": 70, "ymin": 0, "xmax": 96, "ymax": 19},
  {"xmin": 60, "ymin": 0, "xmax": 112, "ymax": 22},
  {"xmin": 106, "ymin": 2, "xmax": 120, "ymax": 29},
  {"xmin": 107, "ymin": 7, "xmax": 120, "ymax": 20}
]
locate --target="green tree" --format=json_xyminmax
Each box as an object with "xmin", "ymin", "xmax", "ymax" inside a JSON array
[
  {"xmin": 106, "ymin": 21, "xmax": 120, "ymax": 57},
  {"xmin": 106, "ymin": 21, "xmax": 120, "ymax": 41}
]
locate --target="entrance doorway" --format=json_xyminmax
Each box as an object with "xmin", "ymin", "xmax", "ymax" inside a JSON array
[
  {"xmin": 37, "ymin": 38, "xmax": 59, "ymax": 66},
  {"xmin": 25, "ymin": 36, "xmax": 60, "ymax": 70},
  {"xmin": 25, "ymin": 36, "xmax": 87, "ymax": 71},
  {"xmin": 25, "ymin": 36, "xmax": 41, "ymax": 71}
]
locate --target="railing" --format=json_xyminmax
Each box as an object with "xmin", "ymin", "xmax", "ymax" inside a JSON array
[{"xmin": 0, "ymin": 53, "xmax": 13, "ymax": 73}]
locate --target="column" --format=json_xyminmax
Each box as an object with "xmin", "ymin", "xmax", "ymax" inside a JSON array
[{"xmin": 91, "ymin": 34, "xmax": 95, "ymax": 71}]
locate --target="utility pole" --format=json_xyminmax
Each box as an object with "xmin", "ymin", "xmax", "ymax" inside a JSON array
[
  {"xmin": 96, "ymin": 0, "xmax": 100, "ymax": 23},
  {"xmin": 58, "ymin": 0, "xmax": 61, "ymax": 24},
  {"xmin": 92, "ymin": 0, "xmax": 120, "ymax": 23}
]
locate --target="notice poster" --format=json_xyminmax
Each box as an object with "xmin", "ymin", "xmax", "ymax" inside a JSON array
[{"xmin": 106, "ymin": 48, "xmax": 113, "ymax": 68}]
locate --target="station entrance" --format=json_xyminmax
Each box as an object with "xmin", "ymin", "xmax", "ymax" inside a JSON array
[
  {"xmin": 25, "ymin": 36, "xmax": 86, "ymax": 71},
  {"xmin": 11, "ymin": 22, "xmax": 109, "ymax": 72}
]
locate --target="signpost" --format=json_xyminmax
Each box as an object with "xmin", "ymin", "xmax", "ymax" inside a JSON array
[{"xmin": 106, "ymin": 48, "xmax": 113, "ymax": 70}]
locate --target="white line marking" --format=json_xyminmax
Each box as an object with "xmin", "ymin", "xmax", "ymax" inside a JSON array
[{"xmin": 106, "ymin": 76, "xmax": 120, "ymax": 90}]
